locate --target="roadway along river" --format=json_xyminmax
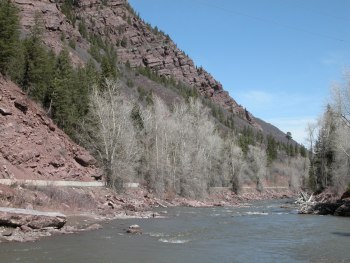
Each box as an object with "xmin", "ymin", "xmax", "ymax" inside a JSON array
[{"xmin": 1, "ymin": 199, "xmax": 350, "ymax": 263}]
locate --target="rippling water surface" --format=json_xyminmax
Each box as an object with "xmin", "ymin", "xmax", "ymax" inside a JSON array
[{"xmin": 1, "ymin": 200, "xmax": 350, "ymax": 263}]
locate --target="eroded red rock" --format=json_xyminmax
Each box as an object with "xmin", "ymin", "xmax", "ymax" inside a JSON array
[
  {"xmin": 0, "ymin": 77, "xmax": 101, "ymax": 181},
  {"xmin": 11, "ymin": 0, "xmax": 259, "ymax": 127}
]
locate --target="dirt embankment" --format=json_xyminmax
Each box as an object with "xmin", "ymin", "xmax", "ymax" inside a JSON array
[{"xmin": 0, "ymin": 77, "xmax": 101, "ymax": 182}]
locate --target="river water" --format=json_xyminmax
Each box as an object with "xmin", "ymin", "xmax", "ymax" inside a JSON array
[{"xmin": 1, "ymin": 200, "xmax": 350, "ymax": 263}]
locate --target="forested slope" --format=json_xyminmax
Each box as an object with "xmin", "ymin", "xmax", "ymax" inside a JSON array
[{"xmin": 0, "ymin": 0, "xmax": 309, "ymax": 197}]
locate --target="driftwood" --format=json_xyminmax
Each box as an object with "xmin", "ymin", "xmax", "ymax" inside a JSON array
[
  {"xmin": 296, "ymin": 191, "xmax": 350, "ymax": 216},
  {"xmin": 155, "ymin": 200, "xmax": 168, "ymax": 208},
  {"xmin": 295, "ymin": 191, "xmax": 316, "ymax": 214}
]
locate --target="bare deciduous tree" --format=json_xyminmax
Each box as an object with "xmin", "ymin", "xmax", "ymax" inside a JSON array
[
  {"xmin": 329, "ymin": 75, "xmax": 350, "ymax": 191},
  {"xmin": 82, "ymin": 80, "xmax": 307, "ymax": 196},
  {"xmin": 85, "ymin": 80, "xmax": 139, "ymax": 190}
]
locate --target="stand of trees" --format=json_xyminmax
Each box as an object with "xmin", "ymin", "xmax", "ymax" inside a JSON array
[
  {"xmin": 0, "ymin": 1, "xmax": 98, "ymax": 138},
  {"xmin": 0, "ymin": 0, "xmax": 309, "ymax": 197},
  {"xmin": 83, "ymin": 80, "xmax": 308, "ymax": 197},
  {"xmin": 308, "ymin": 75, "xmax": 350, "ymax": 194}
]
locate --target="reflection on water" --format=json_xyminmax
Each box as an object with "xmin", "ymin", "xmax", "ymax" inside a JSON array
[{"xmin": 1, "ymin": 200, "xmax": 350, "ymax": 263}]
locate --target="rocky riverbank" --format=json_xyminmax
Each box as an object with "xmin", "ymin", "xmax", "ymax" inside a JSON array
[
  {"xmin": 297, "ymin": 189, "xmax": 350, "ymax": 216},
  {"xmin": 0, "ymin": 183, "xmax": 295, "ymax": 243}
]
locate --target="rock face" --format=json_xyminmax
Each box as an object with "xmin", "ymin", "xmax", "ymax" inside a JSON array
[
  {"xmin": 13, "ymin": 0, "xmax": 87, "ymax": 65},
  {"xmin": 0, "ymin": 207, "xmax": 66, "ymax": 229},
  {"xmin": 0, "ymin": 77, "xmax": 101, "ymax": 181},
  {"xmin": 11, "ymin": 0, "xmax": 257, "ymax": 126}
]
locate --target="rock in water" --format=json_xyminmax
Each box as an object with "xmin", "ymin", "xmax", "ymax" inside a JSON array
[
  {"xmin": 334, "ymin": 202, "xmax": 350, "ymax": 217},
  {"xmin": 0, "ymin": 207, "xmax": 66, "ymax": 229},
  {"xmin": 126, "ymin": 224, "xmax": 142, "ymax": 234}
]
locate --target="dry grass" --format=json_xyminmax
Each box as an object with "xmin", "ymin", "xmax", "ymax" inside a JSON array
[
  {"xmin": 5, "ymin": 184, "xmax": 97, "ymax": 211},
  {"xmin": 34, "ymin": 186, "xmax": 96, "ymax": 210}
]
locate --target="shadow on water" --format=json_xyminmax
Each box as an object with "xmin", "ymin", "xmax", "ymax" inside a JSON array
[{"xmin": 332, "ymin": 232, "xmax": 350, "ymax": 237}]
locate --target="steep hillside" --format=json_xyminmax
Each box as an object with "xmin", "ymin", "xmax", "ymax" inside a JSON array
[
  {"xmin": 0, "ymin": 0, "xmax": 308, "ymax": 199},
  {"xmin": 12, "ymin": 0, "xmax": 261, "ymax": 129},
  {"xmin": 0, "ymin": 76, "xmax": 101, "ymax": 181},
  {"xmin": 255, "ymin": 118, "xmax": 296, "ymax": 145}
]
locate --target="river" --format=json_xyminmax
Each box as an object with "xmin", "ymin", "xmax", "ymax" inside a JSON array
[{"xmin": 1, "ymin": 200, "xmax": 350, "ymax": 263}]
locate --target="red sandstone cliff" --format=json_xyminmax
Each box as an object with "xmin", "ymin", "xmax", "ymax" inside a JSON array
[
  {"xmin": 12, "ymin": 0, "xmax": 255, "ymax": 124},
  {"xmin": 0, "ymin": 76, "xmax": 101, "ymax": 181}
]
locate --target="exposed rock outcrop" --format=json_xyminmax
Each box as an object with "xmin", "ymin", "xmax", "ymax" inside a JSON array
[
  {"xmin": 11, "ymin": 0, "xmax": 258, "ymax": 126},
  {"xmin": 0, "ymin": 207, "xmax": 66, "ymax": 229},
  {"xmin": 13, "ymin": 0, "xmax": 87, "ymax": 65},
  {"xmin": 0, "ymin": 77, "xmax": 101, "ymax": 181}
]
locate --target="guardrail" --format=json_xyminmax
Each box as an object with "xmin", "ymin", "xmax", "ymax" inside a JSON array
[{"xmin": 0, "ymin": 179, "xmax": 105, "ymax": 187}]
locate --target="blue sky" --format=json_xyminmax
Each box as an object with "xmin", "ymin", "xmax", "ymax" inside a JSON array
[{"xmin": 129, "ymin": 0, "xmax": 350, "ymax": 144}]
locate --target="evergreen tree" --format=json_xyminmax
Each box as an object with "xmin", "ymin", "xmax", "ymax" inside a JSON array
[
  {"xmin": 308, "ymin": 162, "xmax": 317, "ymax": 191},
  {"xmin": 78, "ymin": 18, "xmax": 88, "ymax": 38},
  {"xmin": 48, "ymin": 49, "xmax": 76, "ymax": 135},
  {"xmin": 299, "ymin": 145, "xmax": 307, "ymax": 158},
  {"xmin": 313, "ymin": 105, "xmax": 336, "ymax": 190},
  {"xmin": 21, "ymin": 16, "xmax": 55, "ymax": 102},
  {"xmin": 0, "ymin": 0, "xmax": 19, "ymax": 75},
  {"xmin": 74, "ymin": 59, "xmax": 98, "ymax": 118},
  {"xmin": 266, "ymin": 134, "xmax": 277, "ymax": 164},
  {"xmin": 288, "ymin": 144, "xmax": 295, "ymax": 157},
  {"xmin": 61, "ymin": 0, "xmax": 76, "ymax": 26},
  {"xmin": 101, "ymin": 55, "xmax": 114, "ymax": 81}
]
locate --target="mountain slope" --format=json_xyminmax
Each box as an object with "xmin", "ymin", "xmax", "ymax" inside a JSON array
[
  {"xmin": 13, "ymin": 0, "xmax": 262, "ymax": 126},
  {"xmin": 0, "ymin": 76, "xmax": 101, "ymax": 181},
  {"xmin": 11, "ymin": 0, "xmax": 299, "ymax": 145}
]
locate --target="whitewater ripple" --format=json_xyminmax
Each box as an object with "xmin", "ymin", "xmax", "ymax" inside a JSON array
[
  {"xmin": 158, "ymin": 238, "xmax": 190, "ymax": 244},
  {"xmin": 245, "ymin": 212, "xmax": 268, "ymax": 216}
]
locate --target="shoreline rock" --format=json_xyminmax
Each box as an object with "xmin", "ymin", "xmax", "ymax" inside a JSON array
[
  {"xmin": 0, "ymin": 207, "xmax": 67, "ymax": 242},
  {"xmin": 0, "ymin": 207, "xmax": 66, "ymax": 229},
  {"xmin": 0, "ymin": 187, "xmax": 296, "ymax": 243},
  {"xmin": 297, "ymin": 191, "xmax": 350, "ymax": 216}
]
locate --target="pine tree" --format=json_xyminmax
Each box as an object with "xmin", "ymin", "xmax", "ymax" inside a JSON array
[
  {"xmin": 74, "ymin": 59, "xmax": 98, "ymax": 118},
  {"xmin": 48, "ymin": 49, "xmax": 76, "ymax": 135},
  {"xmin": 308, "ymin": 162, "xmax": 317, "ymax": 191},
  {"xmin": 266, "ymin": 134, "xmax": 277, "ymax": 164},
  {"xmin": 313, "ymin": 105, "xmax": 336, "ymax": 190},
  {"xmin": 299, "ymin": 145, "xmax": 307, "ymax": 158},
  {"xmin": 101, "ymin": 55, "xmax": 117, "ymax": 81},
  {"xmin": 21, "ymin": 15, "xmax": 55, "ymax": 102},
  {"xmin": 0, "ymin": 0, "xmax": 19, "ymax": 75}
]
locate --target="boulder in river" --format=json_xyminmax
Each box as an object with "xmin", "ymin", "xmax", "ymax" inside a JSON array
[
  {"xmin": 126, "ymin": 224, "xmax": 142, "ymax": 234},
  {"xmin": 334, "ymin": 201, "xmax": 350, "ymax": 216},
  {"xmin": 0, "ymin": 207, "xmax": 66, "ymax": 229}
]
